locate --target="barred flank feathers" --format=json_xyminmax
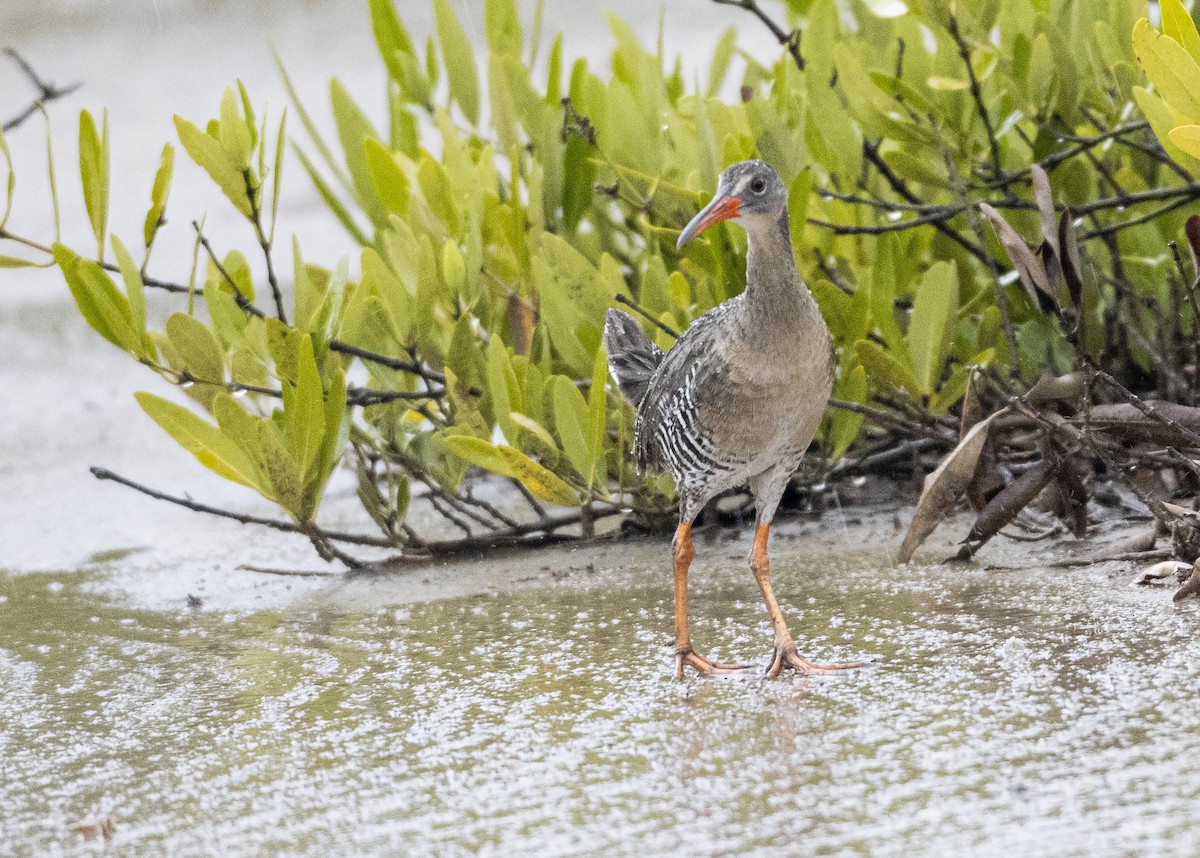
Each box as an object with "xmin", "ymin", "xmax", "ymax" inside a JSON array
[{"xmin": 603, "ymin": 309, "xmax": 665, "ymax": 409}]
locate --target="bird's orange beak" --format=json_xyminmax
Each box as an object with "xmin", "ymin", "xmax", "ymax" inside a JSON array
[{"xmin": 677, "ymin": 193, "xmax": 742, "ymax": 248}]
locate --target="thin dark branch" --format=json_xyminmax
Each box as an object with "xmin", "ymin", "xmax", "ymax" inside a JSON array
[
  {"xmin": 946, "ymin": 16, "xmax": 1003, "ymax": 180},
  {"xmin": 710, "ymin": 0, "xmax": 805, "ymax": 71},
  {"xmin": 168, "ymin": 368, "xmax": 445, "ymax": 407},
  {"xmin": 191, "ymin": 220, "xmax": 265, "ymax": 316},
  {"xmin": 90, "ymin": 466, "xmax": 396, "ymax": 547},
  {"xmin": 243, "ymin": 168, "xmax": 287, "ymax": 322},
  {"xmin": 615, "ymin": 292, "xmax": 679, "ymax": 338},
  {"xmin": 328, "ymin": 339, "xmax": 447, "ymax": 385},
  {"xmin": 2, "ymin": 49, "xmax": 81, "ymax": 132}
]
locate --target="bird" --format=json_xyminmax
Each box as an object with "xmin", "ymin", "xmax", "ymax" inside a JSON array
[{"xmin": 604, "ymin": 160, "xmax": 866, "ymax": 680}]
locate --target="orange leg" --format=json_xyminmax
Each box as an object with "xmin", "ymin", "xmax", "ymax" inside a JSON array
[
  {"xmin": 672, "ymin": 523, "xmax": 753, "ymax": 679},
  {"xmin": 750, "ymin": 524, "xmax": 867, "ymax": 678}
]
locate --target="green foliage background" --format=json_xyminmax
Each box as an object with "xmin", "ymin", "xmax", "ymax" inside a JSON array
[{"xmin": 7, "ymin": 0, "xmax": 1200, "ymax": 558}]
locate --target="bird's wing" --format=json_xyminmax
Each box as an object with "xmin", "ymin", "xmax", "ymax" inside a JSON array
[{"xmin": 634, "ymin": 305, "xmax": 742, "ymax": 478}]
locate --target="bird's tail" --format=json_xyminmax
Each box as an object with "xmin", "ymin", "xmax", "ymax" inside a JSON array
[{"xmin": 603, "ymin": 309, "xmax": 665, "ymax": 408}]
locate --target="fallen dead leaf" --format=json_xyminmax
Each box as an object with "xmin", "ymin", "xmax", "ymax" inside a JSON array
[{"xmin": 897, "ymin": 410, "xmax": 1002, "ymax": 564}]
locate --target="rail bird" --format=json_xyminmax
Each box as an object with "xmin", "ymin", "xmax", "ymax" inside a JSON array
[{"xmin": 604, "ymin": 160, "xmax": 865, "ymax": 679}]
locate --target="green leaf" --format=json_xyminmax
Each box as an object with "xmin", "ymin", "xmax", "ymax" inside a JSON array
[
  {"xmin": 276, "ymin": 55, "xmax": 355, "ymax": 196},
  {"xmin": 368, "ymin": 0, "xmax": 416, "ymax": 86},
  {"xmin": 144, "ymin": 143, "xmax": 175, "ymax": 250},
  {"xmin": 485, "ymin": 0, "xmax": 523, "ymax": 57},
  {"xmin": 111, "ymin": 235, "xmax": 147, "ymax": 356},
  {"xmin": 510, "ymin": 412, "xmax": 558, "ymax": 452},
  {"xmin": 1134, "ymin": 87, "xmax": 1200, "ymax": 170},
  {"xmin": 1133, "ymin": 18, "xmax": 1200, "ymax": 124},
  {"xmin": 166, "ymin": 311, "xmax": 226, "ymax": 407},
  {"xmin": 53, "ymin": 244, "xmax": 140, "ymax": 354},
  {"xmin": 586, "ymin": 347, "xmax": 608, "ymax": 489},
  {"xmin": 486, "ymin": 336, "xmax": 521, "ymax": 441},
  {"xmin": 78, "ymin": 109, "xmax": 109, "ymax": 258},
  {"xmin": 309, "ymin": 365, "xmax": 349, "ymax": 511},
  {"xmin": 363, "ymin": 138, "xmax": 410, "ymax": 216},
  {"xmin": 174, "ymin": 115, "xmax": 253, "ymax": 218},
  {"xmin": 551, "ymin": 374, "xmax": 593, "ymax": 484},
  {"xmin": 416, "ymin": 155, "xmax": 460, "ymax": 233},
  {"xmin": 907, "ymin": 261, "xmax": 959, "ymax": 396},
  {"xmin": 870, "ymin": 234, "xmax": 907, "ymax": 352},
  {"xmin": 828, "ymin": 365, "xmax": 866, "ymax": 461},
  {"xmin": 434, "ymin": 0, "xmax": 481, "ymax": 124},
  {"xmin": 362, "ymin": 245, "xmax": 412, "ymax": 342},
  {"xmin": 270, "ymin": 109, "xmax": 286, "ymax": 242},
  {"xmin": 1161, "ymin": 0, "xmax": 1200, "ymax": 65},
  {"xmin": 136, "ymin": 391, "xmax": 263, "ymax": 491},
  {"xmin": 252, "ymin": 413, "xmax": 306, "ymax": 520},
  {"xmin": 331, "ymin": 78, "xmax": 387, "ymax": 227},
  {"xmin": 1168, "ymin": 124, "xmax": 1200, "ymax": 160},
  {"xmin": 293, "ymin": 145, "xmax": 370, "ymax": 245},
  {"xmin": 439, "ymin": 435, "xmax": 579, "ymax": 506},
  {"xmin": 787, "ymin": 168, "xmax": 812, "ymax": 253},
  {"xmin": 267, "ymin": 316, "xmax": 302, "ymax": 383},
  {"xmin": 218, "ymin": 86, "xmax": 253, "ymax": 168},
  {"xmin": 0, "ymin": 255, "xmax": 41, "ymax": 268},
  {"xmin": 854, "ymin": 339, "xmax": 919, "ymax": 395},
  {"xmin": 283, "ymin": 334, "xmax": 327, "ymax": 482}
]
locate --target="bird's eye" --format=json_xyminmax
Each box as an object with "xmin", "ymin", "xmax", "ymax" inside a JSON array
[{"xmin": 751, "ymin": 177, "xmax": 766, "ymax": 194}]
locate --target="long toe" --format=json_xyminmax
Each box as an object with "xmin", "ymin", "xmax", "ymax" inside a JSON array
[
  {"xmin": 675, "ymin": 647, "xmax": 755, "ymax": 679},
  {"xmin": 766, "ymin": 644, "xmax": 869, "ymax": 679}
]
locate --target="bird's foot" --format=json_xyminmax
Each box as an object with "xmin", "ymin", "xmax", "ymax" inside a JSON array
[
  {"xmin": 765, "ymin": 642, "xmax": 867, "ymax": 679},
  {"xmin": 675, "ymin": 646, "xmax": 754, "ymax": 680}
]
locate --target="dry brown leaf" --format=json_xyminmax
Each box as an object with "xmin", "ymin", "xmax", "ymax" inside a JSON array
[
  {"xmin": 979, "ymin": 202, "xmax": 1056, "ymax": 310},
  {"xmin": 1059, "ymin": 208, "xmax": 1083, "ymax": 309},
  {"xmin": 961, "ymin": 458, "xmax": 1063, "ymax": 557},
  {"xmin": 897, "ymin": 410, "xmax": 1001, "ymax": 564},
  {"xmin": 1078, "ymin": 402, "xmax": 1200, "ymax": 445},
  {"xmin": 1031, "ymin": 164, "xmax": 1061, "ymax": 285}
]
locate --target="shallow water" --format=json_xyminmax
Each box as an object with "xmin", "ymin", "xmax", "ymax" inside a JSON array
[{"xmin": 5, "ymin": 544, "xmax": 1200, "ymax": 856}]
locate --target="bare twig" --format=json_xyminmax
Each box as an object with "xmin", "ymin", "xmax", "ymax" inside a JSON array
[
  {"xmin": 90, "ymin": 466, "xmax": 395, "ymax": 547},
  {"xmin": 946, "ymin": 16, "xmax": 1003, "ymax": 180},
  {"xmin": 328, "ymin": 340, "xmax": 447, "ymax": 386},
  {"xmin": 2, "ymin": 49, "xmax": 81, "ymax": 132},
  {"xmin": 710, "ymin": 0, "xmax": 805, "ymax": 71},
  {"xmin": 615, "ymin": 292, "xmax": 680, "ymax": 339},
  {"xmin": 243, "ymin": 168, "xmax": 287, "ymax": 322}
]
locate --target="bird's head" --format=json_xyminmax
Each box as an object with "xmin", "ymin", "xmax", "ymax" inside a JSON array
[{"xmin": 676, "ymin": 160, "xmax": 787, "ymax": 248}]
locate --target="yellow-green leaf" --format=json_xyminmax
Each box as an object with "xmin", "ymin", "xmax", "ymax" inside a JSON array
[
  {"xmin": 111, "ymin": 235, "xmax": 148, "ymax": 356},
  {"xmin": 79, "ymin": 109, "xmax": 109, "ymax": 258},
  {"xmin": 218, "ymin": 86, "xmax": 253, "ymax": 167},
  {"xmin": 551, "ymin": 374, "xmax": 592, "ymax": 483},
  {"xmin": 144, "ymin": 143, "xmax": 174, "ymax": 249},
  {"xmin": 136, "ymin": 391, "xmax": 263, "ymax": 492},
  {"xmin": 166, "ymin": 312, "xmax": 225, "ymax": 389},
  {"xmin": 363, "ymin": 138, "xmax": 410, "ymax": 215},
  {"xmin": 854, "ymin": 339, "xmax": 919, "ymax": 395},
  {"xmin": 174, "ymin": 115, "xmax": 253, "ymax": 218},
  {"xmin": 1161, "ymin": 0, "xmax": 1200, "ymax": 65},
  {"xmin": 284, "ymin": 334, "xmax": 327, "ymax": 481},
  {"xmin": 1169, "ymin": 124, "xmax": 1200, "ymax": 159},
  {"xmin": 1133, "ymin": 18, "xmax": 1200, "ymax": 125},
  {"xmin": 439, "ymin": 435, "xmax": 579, "ymax": 506},
  {"xmin": 434, "ymin": 0, "xmax": 481, "ymax": 124},
  {"xmin": 908, "ymin": 261, "xmax": 959, "ymax": 395}
]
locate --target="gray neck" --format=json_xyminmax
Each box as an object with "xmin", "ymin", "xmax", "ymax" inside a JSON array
[{"xmin": 743, "ymin": 206, "xmax": 821, "ymax": 324}]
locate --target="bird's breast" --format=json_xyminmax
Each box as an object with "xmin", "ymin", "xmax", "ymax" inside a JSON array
[{"xmin": 696, "ymin": 327, "xmax": 834, "ymax": 460}]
